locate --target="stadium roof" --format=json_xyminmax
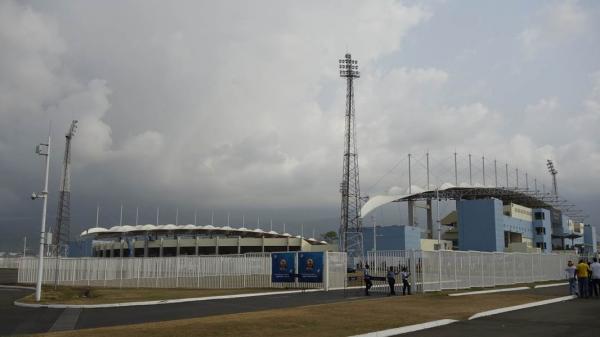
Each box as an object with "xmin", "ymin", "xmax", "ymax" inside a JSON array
[
  {"xmin": 80, "ymin": 224, "xmax": 328, "ymax": 245},
  {"xmin": 361, "ymin": 183, "xmax": 583, "ymax": 220}
]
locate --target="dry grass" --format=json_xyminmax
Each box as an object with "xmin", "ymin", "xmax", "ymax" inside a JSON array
[
  {"xmin": 35, "ymin": 291, "xmax": 554, "ymax": 337},
  {"xmin": 19, "ymin": 286, "xmax": 282, "ymax": 305}
]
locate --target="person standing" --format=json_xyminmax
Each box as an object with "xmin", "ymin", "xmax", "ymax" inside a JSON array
[
  {"xmin": 590, "ymin": 258, "xmax": 600, "ymax": 298},
  {"xmin": 565, "ymin": 260, "xmax": 577, "ymax": 296},
  {"xmin": 401, "ymin": 267, "xmax": 411, "ymax": 295},
  {"xmin": 576, "ymin": 259, "xmax": 591, "ymax": 298},
  {"xmin": 364, "ymin": 264, "xmax": 373, "ymax": 296},
  {"xmin": 387, "ymin": 266, "xmax": 397, "ymax": 296}
]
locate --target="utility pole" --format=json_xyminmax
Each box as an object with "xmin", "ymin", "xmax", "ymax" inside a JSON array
[
  {"xmin": 454, "ymin": 152, "xmax": 458, "ymax": 186},
  {"xmin": 23, "ymin": 237, "xmax": 27, "ymax": 258},
  {"xmin": 494, "ymin": 159, "xmax": 498, "ymax": 187},
  {"xmin": 135, "ymin": 207, "xmax": 139, "ymax": 225},
  {"xmin": 338, "ymin": 52, "xmax": 363, "ymax": 260},
  {"xmin": 156, "ymin": 207, "xmax": 160, "ymax": 225},
  {"xmin": 175, "ymin": 208, "xmax": 179, "ymax": 226},
  {"xmin": 96, "ymin": 204, "xmax": 100, "ymax": 226},
  {"xmin": 119, "ymin": 203, "xmax": 123, "ymax": 225},
  {"xmin": 426, "ymin": 152, "xmax": 430, "ymax": 188},
  {"xmin": 516, "ymin": 168, "xmax": 519, "ymax": 188},
  {"xmin": 32, "ymin": 130, "xmax": 51, "ymax": 302},
  {"xmin": 505, "ymin": 163, "xmax": 509, "ymax": 188},
  {"xmin": 482, "ymin": 156, "xmax": 486, "ymax": 186},
  {"xmin": 468, "ymin": 153, "xmax": 472, "ymax": 186}
]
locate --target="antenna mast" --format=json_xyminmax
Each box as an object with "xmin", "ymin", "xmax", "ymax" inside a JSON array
[
  {"xmin": 52, "ymin": 120, "xmax": 77, "ymax": 257},
  {"xmin": 338, "ymin": 53, "xmax": 363, "ymax": 259}
]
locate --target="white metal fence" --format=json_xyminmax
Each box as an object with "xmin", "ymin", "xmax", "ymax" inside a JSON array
[
  {"xmin": 366, "ymin": 250, "xmax": 578, "ymax": 293},
  {"xmin": 17, "ymin": 252, "xmax": 347, "ymax": 290},
  {"xmin": 0, "ymin": 258, "xmax": 20, "ymax": 269}
]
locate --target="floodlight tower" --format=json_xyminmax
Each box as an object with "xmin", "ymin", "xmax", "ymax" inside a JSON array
[
  {"xmin": 52, "ymin": 120, "xmax": 77, "ymax": 258},
  {"xmin": 338, "ymin": 53, "xmax": 362, "ymax": 257},
  {"xmin": 546, "ymin": 160, "xmax": 558, "ymax": 198}
]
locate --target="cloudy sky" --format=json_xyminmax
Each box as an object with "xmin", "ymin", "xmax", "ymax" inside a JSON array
[{"xmin": 1, "ymin": 0, "xmax": 599, "ymax": 251}]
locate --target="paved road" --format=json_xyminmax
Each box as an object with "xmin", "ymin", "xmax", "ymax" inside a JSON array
[
  {"xmin": 401, "ymin": 286, "xmax": 600, "ymax": 337},
  {"xmin": 0, "ymin": 287, "xmax": 368, "ymax": 335},
  {"xmin": 2, "ymin": 285, "xmax": 594, "ymax": 336},
  {"xmin": 0, "ymin": 288, "xmax": 62, "ymax": 336}
]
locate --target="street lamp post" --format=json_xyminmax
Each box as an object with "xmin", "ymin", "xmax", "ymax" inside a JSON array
[{"xmin": 32, "ymin": 134, "xmax": 51, "ymax": 302}]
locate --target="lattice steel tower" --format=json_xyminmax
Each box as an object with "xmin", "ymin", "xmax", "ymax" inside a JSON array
[
  {"xmin": 52, "ymin": 120, "xmax": 77, "ymax": 257},
  {"xmin": 338, "ymin": 53, "xmax": 363, "ymax": 257}
]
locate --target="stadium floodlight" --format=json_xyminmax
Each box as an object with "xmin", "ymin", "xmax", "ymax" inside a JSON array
[
  {"xmin": 338, "ymin": 53, "xmax": 360, "ymax": 78},
  {"xmin": 31, "ymin": 134, "xmax": 51, "ymax": 302},
  {"xmin": 546, "ymin": 159, "xmax": 558, "ymax": 198}
]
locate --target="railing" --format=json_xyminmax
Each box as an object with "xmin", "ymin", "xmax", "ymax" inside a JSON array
[
  {"xmin": 366, "ymin": 250, "xmax": 577, "ymax": 293},
  {"xmin": 0, "ymin": 257, "xmax": 21, "ymax": 269},
  {"xmin": 17, "ymin": 252, "xmax": 347, "ymax": 290}
]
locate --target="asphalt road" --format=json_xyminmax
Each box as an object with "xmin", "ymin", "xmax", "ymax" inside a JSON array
[
  {"xmin": 2, "ymin": 285, "xmax": 596, "ymax": 336},
  {"xmin": 0, "ymin": 288, "xmax": 62, "ymax": 336},
  {"xmin": 0, "ymin": 287, "xmax": 368, "ymax": 335},
  {"xmin": 400, "ymin": 286, "xmax": 600, "ymax": 337}
]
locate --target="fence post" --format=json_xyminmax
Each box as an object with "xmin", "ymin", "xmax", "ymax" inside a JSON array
[
  {"xmin": 103, "ymin": 258, "xmax": 108, "ymax": 287},
  {"xmin": 454, "ymin": 252, "xmax": 458, "ymax": 290},
  {"xmin": 119, "ymin": 257, "xmax": 124, "ymax": 288},
  {"xmin": 530, "ymin": 255, "xmax": 534, "ymax": 283},
  {"xmin": 242, "ymin": 254, "xmax": 248, "ymax": 288},
  {"xmin": 136, "ymin": 258, "xmax": 141, "ymax": 288},
  {"xmin": 219, "ymin": 256, "xmax": 223, "ymax": 289},
  {"xmin": 480, "ymin": 252, "xmax": 484, "ymax": 287},
  {"xmin": 176, "ymin": 256, "xmax": 180, "ymax": 288},
  {"xmin": 324, "ymin": 252, "xmax": 329, "ymax": 291},
  {"xmin": 492, "ymin": 253, "xmax": 496, "ymax": 287},
  {"xmin": 438, "ymin": 250, "xmax": 442, "ymax": 291},
  {"xmin": 468, "ymin": 252, "xmax": 472, "ymax": 288}
]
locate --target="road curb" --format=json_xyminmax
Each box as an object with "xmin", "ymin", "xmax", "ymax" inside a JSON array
[
  {"xmin": 468, "ymin": 295, "xmax": 576, "ymax": 320},
  {"xmin": 448, "ymin": 286, "xmax": 529, "ymax": 296},
  {"xmin": 533, "ymin": 282, "xmax": 568, "ymax": 288},
  {"xmin": 348, "ymin": 319, "xmax": 459, "ymax": 337},
  {"xmin": 0, "ymin": 285, "xmax": 35, "ymax": 290},
  {"xmin": 13, "ymin": 288, "xmax": 324, "ymax": 309}
]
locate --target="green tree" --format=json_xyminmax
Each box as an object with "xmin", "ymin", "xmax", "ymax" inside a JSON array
[{"xmin": 321, "ymin": 231, "xmax": 338, "ymax": 243}]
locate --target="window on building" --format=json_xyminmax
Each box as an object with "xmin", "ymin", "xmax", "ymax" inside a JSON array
[
  {"xmin": 535, "ymin": 227, "xmax": 546, "ymax": 235},
  {"xmin": 535, "ymin": 242, "xmax": 547, "ymax": 249},
  {"xmin": 534, "ymin": 212, "xmax": 545, "ymax": 220}
]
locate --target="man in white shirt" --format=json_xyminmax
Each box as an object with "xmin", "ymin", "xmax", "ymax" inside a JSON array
[
  {"xmin": 565, "ymin": 260, "xmax": 577, "ymax": 296},
  {"xmin": 591, "ymin": 258, "xmax": 600, "ymax": 298}
]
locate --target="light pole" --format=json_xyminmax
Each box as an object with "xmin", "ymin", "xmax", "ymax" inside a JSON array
[{"xmin": 32, "ymin": 133, "xmax": 51, "ymax": 302}]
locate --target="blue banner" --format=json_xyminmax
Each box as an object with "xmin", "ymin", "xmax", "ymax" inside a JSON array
[
  {"xmin": 298, "ymin": 252, "xmax": 323, "ymax": 283},
  {"xmin": 271, "ymin": 252, "xmax": 296, "ymax": 282}
]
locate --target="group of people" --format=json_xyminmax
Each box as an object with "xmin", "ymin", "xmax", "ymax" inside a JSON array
[
  {"xmin": 363, "ymin": 264, "xmax": 411, "ymax": 296},
  {"xmin": 565, "ymin": 258, "xmax": 600, "ymax": 298}
]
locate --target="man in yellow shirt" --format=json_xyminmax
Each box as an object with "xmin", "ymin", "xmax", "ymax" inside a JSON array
[{"xmin": 576, "ymin": 259, "xmax": 591, "ymax": 298}]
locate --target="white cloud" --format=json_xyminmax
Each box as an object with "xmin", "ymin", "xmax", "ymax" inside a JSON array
[{"xmin": 519, "ymin": 1, "xmax": 588, "ymax": 57}]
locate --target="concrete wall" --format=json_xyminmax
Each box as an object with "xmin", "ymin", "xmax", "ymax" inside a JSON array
[
  {"xmin": 532, "ymin": 208, "xmax": 552, "ymax": 253},
  {"xmin": 584, "ymin": 224, "xmax": 598, "ymax": 254},
  {"xmin": 362, "ymin": 225, "xmax": 422, "ymax": 251},
  {"xmin": 457, "ymin": 198, "xmax": 505, "ymax": 252}
]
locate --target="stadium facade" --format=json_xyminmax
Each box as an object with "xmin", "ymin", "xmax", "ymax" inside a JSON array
[
  {"xmin": 360, "ymin": 184, "xmax": 598, "ymax": 255},
  {"xmin": 80, "ymin": 225, "xmax": 335, "ymax": 258}
]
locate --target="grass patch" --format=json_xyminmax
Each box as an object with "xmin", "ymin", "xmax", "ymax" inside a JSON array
[
  {"xmin": 19, "ymin": 286, "xmax": 284, "ymax": 305},
  {"xmin": 34, "ymin": 290, "xmax": 555, "ymax": 337}
]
